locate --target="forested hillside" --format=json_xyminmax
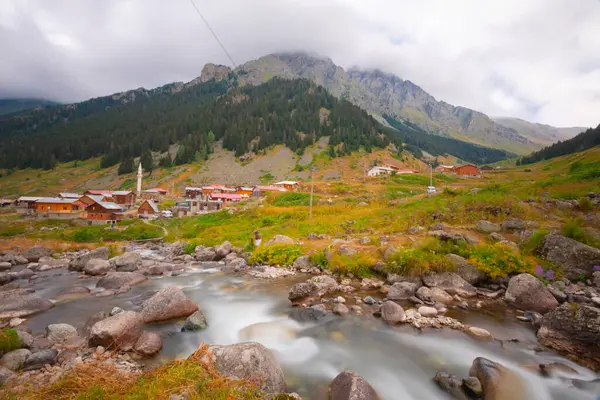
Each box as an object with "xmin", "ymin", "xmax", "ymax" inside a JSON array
[
  {"xmin": 0, "ymin": 75, "xmax": 513, "ymax": 171},
  {"xmin": 383, "ymin": 115, "xmax": 512, "ymax": 163},
  {"xmin": 0, "ymin": 98, "xmax": 60, "ymax": 116},
  {"xmin": 519, "ymin": 124, "xmax": 600, "ymax": 164}
]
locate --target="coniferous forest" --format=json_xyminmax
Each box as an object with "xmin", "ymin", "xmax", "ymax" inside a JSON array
[
  {"xmin": 518, "ymin": 124, "xmax": 600, "ymax": 164},
  {"xmin": 0, "ymin": 75, "xmax": 514, "ymax": 171}
]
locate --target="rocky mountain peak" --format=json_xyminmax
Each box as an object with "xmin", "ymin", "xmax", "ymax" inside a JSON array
[{"xmin": 200, "ymin": 63, "xmax": 232, "ymax": 83}]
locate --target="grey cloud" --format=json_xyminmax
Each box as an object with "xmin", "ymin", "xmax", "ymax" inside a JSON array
[{"xmin": 0, "ymin": 0, "xmax": 599, "ymax": 127}]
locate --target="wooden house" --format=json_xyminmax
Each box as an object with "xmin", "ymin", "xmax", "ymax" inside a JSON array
[
  {"xmin": 185, "ymin": 187, "xmax": 203, "ymax": 199},
  {"xmin": 455, "ymin": 164, "xmax": 480, "ymax": 177},
  {"xmin": 35, "ymin": 198, "xmax": 84, "ymax": 214},
  {"xmin": 141, "ymin": 189, "xmax": 166, "ymax": 202},
  {"xmin": 209, "ymin": 193, "xmax": 243, "ymax": 203},
  {"xmin": 480, "ymin": 165, "xmax": 494, "ymax": 171},
  {"xmin": 58, "ymin": 192, "xmax": 82, "ymax": 199},
  {"xmin": 86, "ymin": 201, "xmax": 125, "ymax": 224},
  {"xmin": 435, "ymin": 165, "xmax": 455, "ymax": 173},
  {"xmin": 138, "ymin": 199, "xmax": 159, "ymax": 218},
  {"xmin": 274, "ymin": 181, "xmax": 300, "ymax": 191},
  {"xmin": 253, "ymin": 185, "xmax": 285, "ymax": 197},
  {"xmin": 16, "ymin": 196, "xmax": 43, "ymax": 209},
  {"xmin": 236, "ymin": 186, "xmax": 254, "ymax": 197},
  {"xmin": 367, "ymin": 166, "xmax": 396, "ymax": 177},
  {"xmin": 79, "ymin": 194, "xmax": 113, "ymax": 207},
  {"xmin": 110, "ymin": 191, "xmax": 136, "ymax": 208},
  {"xmin": 0, "ymin": 199, "xmax": 15, "ymax": 208}
]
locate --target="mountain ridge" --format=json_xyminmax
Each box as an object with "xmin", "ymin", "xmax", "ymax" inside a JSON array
[{"xmin": 493, "ymin": 117, "xmax": 587, "ymax": 147}]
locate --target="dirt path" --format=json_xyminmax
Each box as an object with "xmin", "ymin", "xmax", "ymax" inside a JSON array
[{"xmin": 142, "ymin": 218, "xmax": 168, "ymax": 236}]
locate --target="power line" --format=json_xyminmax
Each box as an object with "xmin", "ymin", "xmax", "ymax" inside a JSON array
[{"xmin": 187, "ymin": 0, "xmax": 237, "ymax": 68}]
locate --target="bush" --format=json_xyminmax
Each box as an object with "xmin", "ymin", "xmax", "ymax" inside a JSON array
[
  {"xmin": 562, "ymin": 219, "xmax": 584, "ymax": 242},
  {"xmin": 271, "ymin": 192, "xmax": 315, "ymax": 207},
  {"xmin": 520, "ymin": 229, "xmax": 548, "ymax": 255},
  {"xmin": 309, "ymin": 250, "xmax": 328, "ymax": 269},
  {"xmin": 248, "ymin": 244, "xmax": 303, "ymax": 266},
  {"xmin": 327, "ymin": 252, "xmax": 377, "ymax": 277},
  {"xmin": 0, "ymin": 328, "xmax": 21, "ymax": 353},
  {"xmin": 578, "ymin": 196, "xmax": 593, "ymax": 212},
  {"xmin": 468, "ymin": 243, "xmax": 535, "ymax": 278},
  {"xmin": 384, "ymin": 248, "xmax": 454, "ymax": 277},
  {"xmin": 183, "ymin": 242, "xmax": 198, "ymax": 255}
]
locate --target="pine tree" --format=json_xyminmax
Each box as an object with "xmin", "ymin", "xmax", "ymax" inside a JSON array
[
  {"xmin": 118, "ymin": 157, "xmax": 134, "ymax": 175},
  {"xmin": 140, "ymin": 149, "xmax": 153, "ymax": 172}
]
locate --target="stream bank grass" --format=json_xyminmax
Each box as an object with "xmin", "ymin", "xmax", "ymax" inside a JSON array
[
  {"xmin": 16, "ymin": 345, "xmax": 267, "ymax": 400},
  {"xmin": 249, "ymin": 244, "xmax": 303, "ymax": 266},
  {"xmin": 383, "ymin": 239, "xmax": 456, "ymax": 277},
  {"xmin": 0, "ymin": 328, "xmax": 21, "ymax": 353},
  {"xmin": 468, "ymin": 243, "xmax": 536, "ymax": 279}
]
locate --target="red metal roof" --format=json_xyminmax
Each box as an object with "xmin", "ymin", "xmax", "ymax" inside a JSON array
[
  {"xmin": 86, "ymin": 190, "xmax": 113, "ymax": 195},
  {"xmin": 254, "ymin": 185, "xmax": 285, "ymax": 192},
  {"xmin": 209, "ymin": 193, "xmax": 243, "ymax": 201}
]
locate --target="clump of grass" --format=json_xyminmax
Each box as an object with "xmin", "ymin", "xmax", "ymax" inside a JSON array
[
  {"xmin": 520, "ymin": 229, "xmax": 548, "ymax": 255},
  {"xmin": 578, "ymin": 196, "xmax": 593, "ymax": 212},
  {"xmin": 0, "ymin": 328, "xmax": 22, "ymax": 353},
  {"xmin": 270, "ymin": 192, "xmax": 315, "ymax": 207},
  {"xmin": 21, "ymin": 344, "xmax": 265, "ymax": 400},
  {"xmin": 184, "ymin": 242, "xmax": 198, "ymax": 255},
  {"xmin": 468, "ymin": 243, "xmax": 535, "ymax": 278},
  {"xmin": 562, "ymin": 218, "xmax": 600, "ymax": 248},
  {"xmin": 384, "ymin": 247, "xmax": 455, "ymax": 277},
  {"xmin": 248, "ymin": 244, "xmax": 303, "ymax": 266},
  {"xmin": 309, "ymin": 250, "xmax": 328, "ymax": 269},
  {"xmin": 327, "ymin": 252, "xmax": 377, "ymax": 277}
]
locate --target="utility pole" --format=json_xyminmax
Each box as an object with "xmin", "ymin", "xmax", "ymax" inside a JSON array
[
  {"xmin": 430, "ymin": 163, "xmax": 433, "ymax": 187},
  {"xmin": 309, "ymin": 166, "xmax": 315, "ymax": 223}
]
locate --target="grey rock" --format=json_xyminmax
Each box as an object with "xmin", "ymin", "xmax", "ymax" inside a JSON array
[
  {"xmin": 289, "ymin": 305, "xmax": 328, "ymax": 322},
  {"xmin": 476, "ymin": 220, "xmax": 501, "ymax": 233},
  {"xmin": 433, "ymin": 371, "xmax": 470, "ymax": 400},
  {"xmin": 288, "ymin": 282, "xmax": 318, "ymax": 301},
  {"xmin": 428, "ymin": 230, "xmax": 467, "ymax": 244},
  {"xmin": 329, "ymin": 370, "xmax": 379, "ymax": 400},
  {"xmin": 541, "ymin": 233, "xmax": 600, "ymax": 280},
  {"xmin": 228, "ymin": 257, "xmax": 247, "ymax": 271},
  {"xmin": 422, "ymin": 272, "xmax": 477, "ymax": 297},
  {"xmin": 538, "ymin": 362, "xmax": 579, "ymax": 377},
  {"xmin": 69, "ymin": 247, "xmax": 109, "ymax": 272},
  {"xmin": 337, "ymin": 246, "xmax": 357, "ymax": 256},
  {"xmin": 56, "ymin": 285, "xmax": 91, "ymax": 298},
  {"xmin": 538, "ymin": 303, "xmax": 600, "ymax": 371},
  {"xmin": 407, "ymin": 226, "xmax": 424, "ymax": 235},
  {"xmin": 547, "ymin": 285, "xmax": 567, "ymax": 303},
  {"xmin": 0, "ymin": 289, "xmax": 54, "ymax": 319},
  {"xmin": 84, "ymin": 259, "xmax": 113, "ymax": 276},
  {"xmin": 111, "ymin": 252, "xmax": 142, "ymax": 272},
  {"xmin": 9, "ymin": 268, "xmax": 34, "ymax": 280},
  {"xmin": 20, "ymin": 246, "xmax": 53, "ymax": 262},
  {"xmin": 0, "ymin": 365, "xmax": 15, "ymax": 387},
  {"xmin": 380, "ymin": 301, "xmax": 406, "ymax": 324},
  {"xmin": 386, "ymin": 274, "xmax": 423, "ymax": 287},
  {"xmin": 418, "ymin": 306, "xmax": 438, "ymax": 317},
  {"xmin": 16, "ymin": 330, "xmax": 34, "ymax": 349},
  {"xmin": 387, "ymin": 281, "xmax": 418, "ymax": 300},
  {"xmin": 195, "ymin": 248, "xmax": 217, "ymax": 262},
  {"xmin": 22, "ymin": 348, "xmax": 58, "ymax": 371},
  {"xmin": 505, "ymin": 273, "xmax": 559, "ymax": 314},
  {"xmin": 139, "ymin": 286, "xmax": 198, "ymax": 323},
  {"xmin": 46, "ymin": 323, "xmax": 77, "ymax": 344},
  {"xmin": 363, "ymin": 296, "xmax": 376, "ymax": 305},
  {"xmin": 96, "ymin": 271, "xmax": 147, "ymax": 290},
  {"xmin": 292, "ymin": 256, "xmax": 312, "ymax": 270},
  {"xmin": 266, "ymin": 235, "xmax": 294, "ymax": 246},
  {"xmin": 489, "ymin": 232, "xmax": 504, "ymax": 242},
  {"xmin": 14, "ymin": 256, "xmax": 28, "ymax": 265},
  {"xmin": 182, "ymin": 310, "xmax": 208, "ymax": 331},
  {"xmin": 446, "ymin": 254, "xmax": 487, "ymax": 285},
  {"xmin": 206, "ymin": 342, "xmax": 286, "ymax": 394},
  {"xmin": 0, "ymin": 349, "xmax": 31, "ymax": 371},
  {"xmin": 502, "ymin": 218, "xmax": 526, "ymax": 231},
  {"xmin": 0, "ymin": 262, "xmax": 11, "ymax": 271},
  {"xmin": 216, "ymin": 241, "xmax": 233, "ymax": 259},
  {"xmin": 110, "ymin": 307, "xmax": 124, "ymax": 316},
  {"xmin": 88, "ymin": 311, "xmax": 144, "ymax": 351},
  {"xmin": 134, "ymin": 331, "xmax": 162, "ymax": 356},
  {"xmin": 333, "ymin": 303, "xmax": 349, "ymax": 315}
]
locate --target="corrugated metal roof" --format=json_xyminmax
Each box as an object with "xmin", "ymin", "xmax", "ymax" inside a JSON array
[
  {"xmin": 17, "ymin": 196, "xmax": 43, "ymax": 202},
  {"xmin": 141, "ymin": 200, "xmax": 160, "ymax": 213},
  {"xmin": 111, "ymin": 190, "xmax": 133, "ymax": 196},
  {"xmin": 58, "ymin": 192, "xmax": 82, "ymax": 198},
  {"xmin": 275, "ymin": 181, "xmax": 299, "ymax": 185},
  {"xmin": 96, "ymin": 201, "xmax": 124, "ymax": 210},
  {"xmin": 209, "ymin": 193, "xmax": 243, "ymax": 200},
  {"xmin": 185, "ymin": 187, "xmax": 202, "ymax": 191},
  {"xmin": 35, "ymin": 197, "xmax": 79, "ymax": 204},
  {"xmin": 83, "ymin": 194, "xmax": 107, "ymax": 203}
]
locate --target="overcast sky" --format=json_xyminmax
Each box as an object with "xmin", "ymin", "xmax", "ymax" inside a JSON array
[{"xmin": 1, "ymin": 0, "xmax": 599, "ymax": 127}]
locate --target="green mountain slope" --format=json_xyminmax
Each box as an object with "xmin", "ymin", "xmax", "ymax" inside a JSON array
[{"xmin": 0, "ymin": 98, "xmax": 60, "ymax": 116}]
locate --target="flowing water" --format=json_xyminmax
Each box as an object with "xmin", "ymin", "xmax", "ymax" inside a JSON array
[{"xmin": 23, "ymin": 255, "xmax": 599, "ymax": 400}]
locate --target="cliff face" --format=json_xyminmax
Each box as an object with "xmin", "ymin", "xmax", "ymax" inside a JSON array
[{"xmin": 199, "ymin": 52, "xmax": 536, "ymax": 154}]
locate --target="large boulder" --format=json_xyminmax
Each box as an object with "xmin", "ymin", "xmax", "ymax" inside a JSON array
[
  {"xmin": 215, "ymin": 241, "xmax": 232, "ymax": 259},
  {"xmin": 288, "ymin": 276, "xmax": 339, "ymax": 301},
  {"xmin": 537, "ymin": 303, "xmax": 600, "ymax": 371},
  {"xmin": 476, "ymin": 220, "xmax": 501, "ymax": 233},
  {"xmin": 380, "ymin": 301, "xmax": 406, "ymax": 324},
  {"xmin": 22, "ymin": 349, "xmax": 58, "ymax": 371},
  {"xmin": 446, "ymin": 254, "xmax": 487, "ymax": 285},
  {"xmin": 0, "ymin": 289, "xmax": 54, "ymax": 319},
  {"xmin": 292, "ymin": 256, "xmax": 312, "ymax": 270},
  {"xmin": 205, "ymin": 342, "xmax": 286, "ymax": 394},
  {"xmin": 416, "ymin": 286, "xmax": 454, "ymax": 304},
  {"xmin": 88, "ymin": 311, "xmax": 144, "ymax": 351},
  {"xmin": 37, "ymin": 256, "xmax": 69, "ymax": 271},
  {"xmin": 195, "ymin": 248, "xmax": 217, "ymax": 262},
  {"xmin": 46, "ymin": 323, "xmax": 77, "ymax": 344},
  {"xmin": 505, "ymin": 273, "xmax": 558, "ymax": 314},
  {"xmin": 0, "ymin": 262, "xmax": 12, "ymax": 271},
  {"xmin": 134, "ymin": 331, "xmax": 162, "ymax": 356},
  {"xmin": 541, "ymin": 233, "xmax": 600, "ymax": 280},
  {"xmin": 387, "ymin": 282, "xmax": 418, "ymax": 301},
  {"xmin": 433, "ymin": 371, "xmax": 473, "ymax": 400},
  {"xmin": 69, "ymin": 247, "xmax": 109, "ymax": 272},
  {"xmin": 329, "ymin": 370, "xmax": 379, "ymax": 400},
  {"xmin": 20, "ymin": 246, "xmax": 52, "ymax": 262},
  {"xmin": 110, "ymin": 252, "xmax": 142, "ymax": 272},
  {"xmin": 0, "ymin": 365, "xmax": 15, "ymax": 387},
  {"xmin": 84, "ymin": 259, "xmax": 113, "ymax": 276},
  {"xmin": 422, "ymin": 273, "xmax": 477, "ymax": 297},
  {"xmin": 96, "ymin": 272, "xmax": 147, "ymax": 290},
  {"xmin": 181, "ymin": 310, "xmax": 208, "ymax": 331},
  {"xmin": 289, "ymin": 305, "xmax": 329, "ymax": 322},
  {"xmin": 469, "ymin": 357, "xmax": 527, "ymax": 400},
  {"xmin": 266, "ymin": 235, "xmax": 294, "ymax": 246},
  {"xmin": 502, "ymin": 218, "xmax": 526, "ymax": 231},
  {"xmin": 0, "ymin": 349, "xmax": 31, "ymax": 371},
  {"xmin": 139, "ymin": 286, "xmax": 198, "ymax": 323}
]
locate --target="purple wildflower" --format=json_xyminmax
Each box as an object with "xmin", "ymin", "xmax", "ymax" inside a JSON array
[
  {"xmin": 594, "ymin": 265, "xmax": 600, "ymax": 271},
  {"xmin": 534, "ymin": 265, "xmax": 544, "ymax": 278},
  {"xmin": 544, "ymin": 269, "xmax": 555, "ymax": 281}
]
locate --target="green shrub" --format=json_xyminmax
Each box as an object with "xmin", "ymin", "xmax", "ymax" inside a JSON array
[
  {"xmin": 384, "ymin": 247, "xmax": 455, "ymax": 277},
  {"xmin": 71, "ymin": 228, "xmax": 98, "ymax": 242},
  {"xmin": 562, "ymin": 219, "xmax": 584, "ymax": 242},
  {"xmin": 520, "ymin": 229, "xmax": 548, "ymax": 255},
  {"xmin": 271, "ymin": 192, "xmax": 315, "ymax": 207},
  {"xmin": 183, "ymin": 242, "xmax": 198, "ymax": 255},
  {"xmin": 309, "ymin": 250, "xmax": 328, "ymax": 268},
  {"xmin": 327, "ymin": 252, "xmax": 376, "ymax": 277},
  {"xmin": 469, "ymin": 243, "xmax": 535, "ymax": 278},
  {"xmin": 0, "ymin": 329, "xmax": 21, "ymax": 353},
  {"xmin": 0, "ymin": 225, "xmax": 25, "ymax": 237},
  {"xmin": 248, "ymin": 244, "xmax": 303, "ymax": 266},
  {"xmin": 578, "ymin": 197, "xmax": 593, "ymax": 212}
]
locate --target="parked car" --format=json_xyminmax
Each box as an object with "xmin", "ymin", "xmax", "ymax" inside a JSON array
[
  {"xmin": 161, "ymin": 210, "xmax": 173, "ymax": 218},
  {"xmin": 427, "ymin": 186, "xmax": 437, "ymax": 194}
]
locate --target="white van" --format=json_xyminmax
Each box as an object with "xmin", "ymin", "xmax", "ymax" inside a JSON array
[
  {"xmin": 427, "ymin": 186, "xmax": 437, "ymax": 194},
  {"xmin": 161, "ymin": 210, "xmax": 173, "ymax": 218}
]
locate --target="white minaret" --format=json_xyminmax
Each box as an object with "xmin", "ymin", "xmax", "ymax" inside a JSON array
[{"xmin": 136, "ymin": 162, "xmax": 143, "ymax": 198}]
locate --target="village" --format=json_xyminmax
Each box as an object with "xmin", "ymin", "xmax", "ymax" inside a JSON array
[{"xmin": 0, "ymin": 161, "xmax": 489, "ymax": 225}]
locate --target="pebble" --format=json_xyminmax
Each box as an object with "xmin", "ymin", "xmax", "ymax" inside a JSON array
[
  {"xmin": 466, "ymin": 326, "xmax": 492, "ymax": 339},
  {"xmin": 363, "ymin": 296, "xmax": 376, "ymax": 305},
  {"xmin": 336, "ymin": 296, "xmax": 346, "ymax": 303},
  {"xmin": 417, "ymin": 306, "xmax": 438, "ymax": 317},
  {"xmin": 96, "ymin": 346, "xmax": 105, "ymax": 355}
]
